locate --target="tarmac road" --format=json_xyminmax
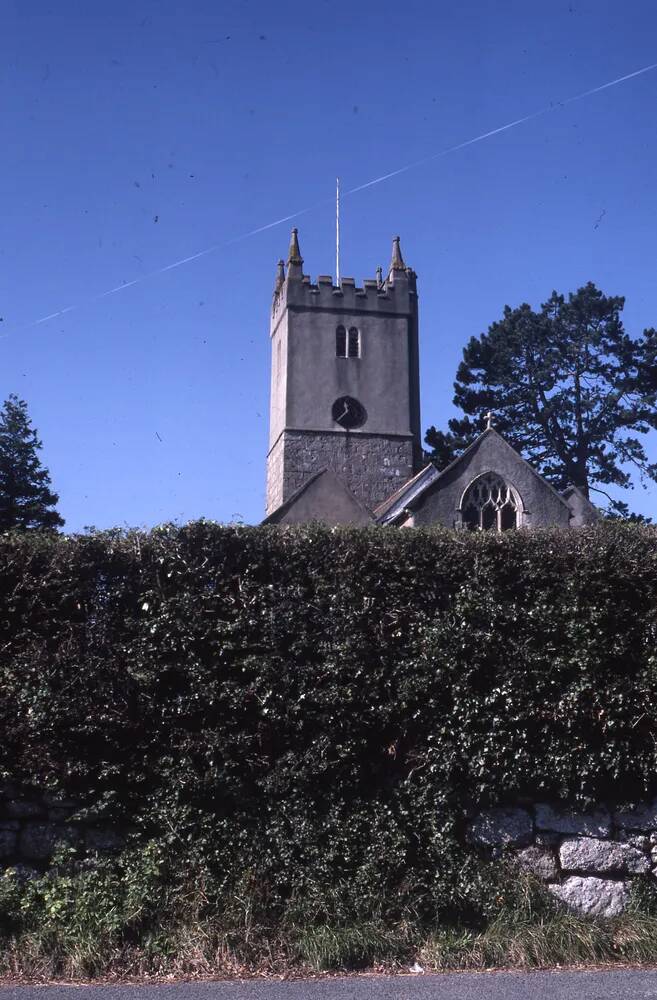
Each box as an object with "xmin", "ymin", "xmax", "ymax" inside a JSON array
[{"xmin": 3, "ymin": 970, "xmax": 657, "ymax": 1000}]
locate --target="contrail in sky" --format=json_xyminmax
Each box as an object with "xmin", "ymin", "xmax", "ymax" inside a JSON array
[
  {"xmin": 27, "ymin": 206, "xmax": 322, "ymax": 329},
  {"xmin": 8, "ymin": 59, "xmax": 657, "ymax": 336},
  {"xmin": 344, "ymin": 61, "xmax": 657, "ymax": 194}
]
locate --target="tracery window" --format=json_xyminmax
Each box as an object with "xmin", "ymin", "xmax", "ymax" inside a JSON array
[{"xmin": 461, "ymin": 473, "xmax": 520, "ymax": 531}]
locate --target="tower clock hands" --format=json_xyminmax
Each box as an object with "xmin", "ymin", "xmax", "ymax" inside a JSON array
[{"xmin": 331, "ymin": 396, "xmax": 366, "ymax": 429}]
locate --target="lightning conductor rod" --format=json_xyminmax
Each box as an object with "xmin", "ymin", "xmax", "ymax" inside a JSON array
[{"xmin": 336, "ymin": 176, "xmax": 340, "ymax": 285}]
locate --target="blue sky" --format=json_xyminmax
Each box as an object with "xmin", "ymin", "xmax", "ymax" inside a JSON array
[{"xmin": 2, "ymin": 0, "xmax": 657, "ymax": 529}]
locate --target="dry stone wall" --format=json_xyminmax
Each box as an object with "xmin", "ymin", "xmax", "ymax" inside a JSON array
[
  {"xmin": 467, "ymin": 799, "xmax": 657, "ymax": 917},
  {"xmin": 0, "ymin": 782, "xmax": 125, "ymax": 878}
]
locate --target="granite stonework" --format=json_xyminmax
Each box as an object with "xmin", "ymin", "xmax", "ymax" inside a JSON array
[
  {"xmin": 467, "ymin": 798, "xmax": 657, "ymax": 918},
  {"xmin": 516, "ymin": 845, "xmax": 560, "ymax": 881},
  {"xmin": 268, "ymin": 430, "xmax": 415, "ymax": 515},
  {"xmin": 551, "ymin": 877, "xmax": 630, "ymax": 918},
  {"xmin": 0, "ymin": 783, "xmax": 126, "ymax": 875},
  {"xmin": 535, "ymin": 803, "xmax": 612, "ymax": 837},
  {"xmin": 559, "ymin": 837, "xmax": 650, "ymax": 875},
  {"xmin": 466, "ymin": 807, "xmax": 533, "ymax": 849}
]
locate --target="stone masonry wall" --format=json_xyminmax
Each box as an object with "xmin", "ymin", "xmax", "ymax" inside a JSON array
[
  {"xmin": 467, "ymin": 799, "xmax": 657, "ymax": 918},
  {"xmin": 266, "ymin": 434, "xmax": 285, "ymax": 515},
  {"xmin": 0, "ymin": 782, "xmax": 126, "ymax": 878},
  {"xmin": 267, "ymin": 430, "xmax": 415, "ymax": 515}
]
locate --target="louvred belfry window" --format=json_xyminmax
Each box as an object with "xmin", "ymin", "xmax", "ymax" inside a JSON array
[{"xmin": 462, "ymin": 473, "xmax": 520, "ymax": 531}]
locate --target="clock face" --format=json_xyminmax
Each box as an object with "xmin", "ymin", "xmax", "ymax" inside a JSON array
[{"xmin": 332, "ymin": 396, "xmax": 367, "ymax": 429}]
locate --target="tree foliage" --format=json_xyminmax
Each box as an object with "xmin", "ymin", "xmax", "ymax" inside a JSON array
[
  {"xmin": 1, "ymin": 522, "xmax": 657, "ymax": 925},
  {"xmin": 0, "ymin": 395, "xmax": 64, "ymax": 531},
  {"xmin": 425, "ymin": 283, "xmax": 657, "ymax": 514}
]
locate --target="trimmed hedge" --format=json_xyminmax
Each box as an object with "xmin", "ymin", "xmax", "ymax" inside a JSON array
[{"xmin": 1, "ymin": 522, "xmax": 657, "ymax": 923}]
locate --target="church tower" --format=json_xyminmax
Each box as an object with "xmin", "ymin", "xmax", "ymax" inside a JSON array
[{"xmin": 265, "ymin": 230, "xmax": 421, "ymax": 516}]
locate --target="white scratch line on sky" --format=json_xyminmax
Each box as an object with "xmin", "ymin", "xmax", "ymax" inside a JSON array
[
  {"xmin": 33, "ymin": 306, "xmax": 75, "ymax": 324},
  {"xmin": 6, "ymin": 59, "xmax": 657, "ymax": 338},
  {"xmin": 99, "ymin": 280, "xmax": 140, "ymax": 297},
  {"xmin": 344, "ymin": 61, "xmax": 657, "ymax": 195}
]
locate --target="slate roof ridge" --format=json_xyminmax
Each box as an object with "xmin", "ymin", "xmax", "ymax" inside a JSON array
[
  {"xmin": 373, "ymin": 462, "xmax": 438, "ymax": 518},
  {"xmin": 262, "ymin": 468, "xmax": 373, "ymax": 525}
]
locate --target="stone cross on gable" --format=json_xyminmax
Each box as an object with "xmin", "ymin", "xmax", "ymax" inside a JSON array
[{"xmin": 485, "ymin": 411, "xmax": 494, "ymax": 430}]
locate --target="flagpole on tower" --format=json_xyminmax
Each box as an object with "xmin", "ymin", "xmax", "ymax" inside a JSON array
[{"xmin": 336, "ymin": 176, "xmax": 340, "ymax": 285}]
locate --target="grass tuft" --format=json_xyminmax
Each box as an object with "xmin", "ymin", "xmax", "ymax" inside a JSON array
[
  {"xmin": 295, "ymin": 922, "xmax": 413, "ymax": 972},
  {"xmin": 4, "ymin": 864, "xmax": 657, "ymax": 980}
]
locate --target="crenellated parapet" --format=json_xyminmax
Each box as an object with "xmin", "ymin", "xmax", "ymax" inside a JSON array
[{"xmin": 271, "ymin": 231, "xmax": 418, "ymax": 326}]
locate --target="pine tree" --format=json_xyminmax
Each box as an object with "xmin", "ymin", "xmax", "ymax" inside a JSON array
[
  {"xmin": 0, "ymin": 395, "xmax": 64, "ymax": 531},
  {"xmin": 425, "ymin": 283, "xmax": 657, "ymax": 515}
]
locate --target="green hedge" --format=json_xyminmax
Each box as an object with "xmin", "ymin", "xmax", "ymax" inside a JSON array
[{"xmin": 1, "ymin": 522, "xmax": 657, "ymax": 923}]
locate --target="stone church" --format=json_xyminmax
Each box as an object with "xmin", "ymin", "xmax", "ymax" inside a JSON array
[{"xmin": 264, "ymin": 230, "xmax": 598, "ymax": 530}]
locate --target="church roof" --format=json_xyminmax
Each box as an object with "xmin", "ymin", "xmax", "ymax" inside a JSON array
[
  {"xmin": 375, "ymin": 427, "xmax": 574, "ymax": 525},
  {"xmin": 374, "ymin": 462, "xmax": 439, "ymax": 523},
  {"xmin": 263, "ymin": 468, "xmax": 373, "ymax": 526}
]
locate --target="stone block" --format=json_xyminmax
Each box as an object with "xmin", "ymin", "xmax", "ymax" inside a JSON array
[
  {"xmin": 550, "ymin": 876, "xmax": 629, "ymax": 918},
  {"xmin": 627, "ymin": 834, "xmax": 649, "ymax": 852},
  {"xmin": 516, "ymin": 845, "xmax": 559, "ymax": 881},
  {"xmin": 614, "ymin": 797, "xmax": 657, "ymax": 831},
  {"xmin": 535, "ymin": 803, "xmax": 611, "ymax": 837},
  {"xmin": 466, "ymin": 807, "xmax": 533, "ymax": 848},
  {"xmin": 560, "ymin": 836, "xmax": 650, "ymax": 874},
  {"xmin": 19, "ymin": 823, "xmax": 81, "ymax": 861}
]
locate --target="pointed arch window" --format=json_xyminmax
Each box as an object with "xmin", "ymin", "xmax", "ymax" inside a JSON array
[
  {"xmin": 336, "ymin": 325, "xmax": 347, "ymax": 357},
  {"xmin": 348, "ymin": 327, "xmax": 360, "ymax": 357},
  {"xmin": 462, "ymin": 473, "xmax": 520, "ymax": 532}
]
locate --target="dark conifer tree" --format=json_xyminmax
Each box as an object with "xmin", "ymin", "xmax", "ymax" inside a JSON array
[
  {"xmin": 425, "ymin": 283, "xmax": 657, "ymax": 515},
  {"xmin": 0, "ymin": 395, "xmax": 64, "ymax": 531}
]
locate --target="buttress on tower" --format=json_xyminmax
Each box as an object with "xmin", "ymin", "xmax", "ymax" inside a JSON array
[{"xmin": 266, "ymin": 230, "xmax": 422, "ymax": 517}]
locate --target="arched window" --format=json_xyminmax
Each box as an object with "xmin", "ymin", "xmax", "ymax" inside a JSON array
[
  {"xmin": 336, "ymin": 325, "xmax": 347, "ymax": 357},
  {"xmin": 461, "ymin": 473, "xmax": 520, "ymax": 532},
  {"xmin": 348, "ymin": 327, "xmax": 360, "ymax": 358}
]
